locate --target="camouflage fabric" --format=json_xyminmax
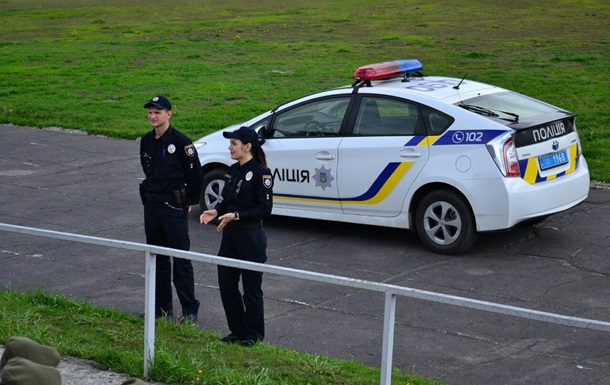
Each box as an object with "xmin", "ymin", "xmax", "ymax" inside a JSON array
[
  {"xmin": 1, "ymin": 357, "xmax": 61, "ymax": 385},
  {"xmin": 0, "ymin": 336, "xmax": 60, "ymax": 371}
]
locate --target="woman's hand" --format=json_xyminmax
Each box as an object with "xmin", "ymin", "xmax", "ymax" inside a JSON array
[
  {"xmin": 216, "ymin": 212, "xmax": 237, "ymax": 232},
  {"xmin": 200, "ymin": 209, "xmax": 218, "ymax": 225}
]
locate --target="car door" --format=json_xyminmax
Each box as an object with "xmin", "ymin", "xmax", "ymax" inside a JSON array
[
  {"xmin": 337, "ymin": 95, "xmax": 431, "ymax": 217},
  {"xmin": 263, "ymin": 95, "xmax": 352, "ymax": 213}
]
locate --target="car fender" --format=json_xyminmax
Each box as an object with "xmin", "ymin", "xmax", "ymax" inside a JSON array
[{"xmin": 402, "ymin": 143, "xmax": 510, "ymax": 232}]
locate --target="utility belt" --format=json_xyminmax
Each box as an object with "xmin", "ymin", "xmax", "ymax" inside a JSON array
[
  {"xmin": 227, "ymin": 220, "xmax": 262, "ymax": 230},
  {"xmin": 140, "ymin": 184, "xmax": 188, "ymax": 205}
]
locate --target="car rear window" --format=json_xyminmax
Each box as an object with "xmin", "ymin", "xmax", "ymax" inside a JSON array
[{"xmin": 458, "ymin": 91, "xmax": 560, "ymax": 120}]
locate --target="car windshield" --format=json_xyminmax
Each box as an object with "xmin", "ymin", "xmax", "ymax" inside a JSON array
[{"xmin": 457, "ymin": 91, "xmax": 561, "ymax": 122}]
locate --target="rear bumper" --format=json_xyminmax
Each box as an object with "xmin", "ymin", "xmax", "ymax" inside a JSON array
[{"xmin": 467, "ymin": 157, "xmax": 590, "ymax": 231}]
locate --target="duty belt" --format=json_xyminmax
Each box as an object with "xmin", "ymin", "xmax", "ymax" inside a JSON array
[{"xmin": 140, "ymin": 185, "xmax": 188, "ymax": 205}]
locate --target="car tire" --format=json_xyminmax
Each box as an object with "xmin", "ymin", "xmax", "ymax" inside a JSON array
[
  {"xmin": 415, "ymin": 189, "xmax": 477, "ymax": 255},
  {"xmin": 199, "ymin": 167, "xmax": 229, "ymax": 211}
]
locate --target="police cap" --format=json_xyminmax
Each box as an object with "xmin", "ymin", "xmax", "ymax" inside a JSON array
[
  {"xmin": 223, "ymin": 126, "xmax": 259, "ymax": 146},
  {"xmin": 144, "ymin": 95, "xmax": 172, "ymax": 110}
]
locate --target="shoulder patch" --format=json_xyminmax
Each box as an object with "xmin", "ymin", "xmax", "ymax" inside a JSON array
[
  {"xmin": 262, "ymin": 174, "xmax": 273, "ymax": 189},
  {"xmin": 184, "ymin": 144, "xmax": 195, "ymax": 157}
]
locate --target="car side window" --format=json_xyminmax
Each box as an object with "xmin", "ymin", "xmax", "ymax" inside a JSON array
[
  {"xmin": 353, "ymin": 96, "xmax": 424, "ymax": 136},
  {"xmin": 420, "ymin": 105, "xmax": 454, "ymax": 135},
  {"xmin": 271, "ymin": 97, "xmax": 350, "ymax": 138}
]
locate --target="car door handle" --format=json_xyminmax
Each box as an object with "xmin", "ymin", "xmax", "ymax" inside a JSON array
[
  {"xmin": 400, "ymin": 149, "xmax": 422, "ymax": 158},
  {"xmin": 315, "ymin": 153, "xmax": 336, "ymax": 160}
]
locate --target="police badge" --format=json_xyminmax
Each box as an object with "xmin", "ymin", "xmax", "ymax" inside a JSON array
[
  {"xmin": 313, "ymin": 165, "xmax": 334, "ymax": 191},
  {"xmin": 184, "ymin": 144, "xmax": 195, "ymax": 157}
]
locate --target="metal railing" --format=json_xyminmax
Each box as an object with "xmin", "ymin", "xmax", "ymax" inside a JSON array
[{"xmin": 1, "ymin": 223, "xmax": 609, "ymax": 385}]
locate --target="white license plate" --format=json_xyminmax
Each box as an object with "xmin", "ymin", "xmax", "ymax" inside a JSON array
[{"xmin": 538, "ymin": 150, "xmax": 569, "ymax": 171}]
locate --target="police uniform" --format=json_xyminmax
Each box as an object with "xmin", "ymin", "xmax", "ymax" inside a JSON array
[
  {"xmin": 139, "ymin": 96, "xmax": 203, "ymax": 320},
  {"xmin": 215, "ymin": 153, "xmax": 273, "ymax": 344}
]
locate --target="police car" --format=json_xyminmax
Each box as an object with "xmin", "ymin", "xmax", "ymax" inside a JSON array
[{"xmin": 194, "ymin": 60, "xmax": 590, "ymax": 254}]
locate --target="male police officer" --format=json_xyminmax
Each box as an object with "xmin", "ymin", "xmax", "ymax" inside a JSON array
[{"xmin": 139, "ymin": 95, "xmax": 203, "ymax": 323}]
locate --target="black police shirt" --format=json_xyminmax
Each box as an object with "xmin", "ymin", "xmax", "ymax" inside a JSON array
[
  {"xmin": 216, "ymin": 158, "xmax": 273, "ymax": 222},
  {"xmin": 140, "ymin": 125, "xmax": 203, "ymax": 205}
]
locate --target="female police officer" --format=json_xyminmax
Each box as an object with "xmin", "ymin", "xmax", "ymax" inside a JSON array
[{"xmin": 199, "ymin": 126, "xmax": 273, "ymax": 347}]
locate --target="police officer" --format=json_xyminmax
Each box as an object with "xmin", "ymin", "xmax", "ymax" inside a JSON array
[
  {"xmin": 139, "ymin": 95, "xmax": 203, "ymax": 323},
  {"xmin": 199, "ymin": 126, "xmax": 273, "ymax": 346}
]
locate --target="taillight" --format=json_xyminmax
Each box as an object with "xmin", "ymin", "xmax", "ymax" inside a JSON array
[
  {"xmin": 502, "ymin": 137, "xmax": 520, "ymax": 177},
  {"xmin": 574, "ymin": 120, "xmax": 583, "ymax": 159},
  {"xmin": 486, "ymin": 132, "xmax": 520, "ymax": 177}
]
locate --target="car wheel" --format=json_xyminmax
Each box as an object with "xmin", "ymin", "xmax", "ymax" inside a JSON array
[
  {"xmin": 415, "ymin": 189, "xmax": 478, "ymax": 254},
  {"xmin": 199, "ymin": 168, "xmax": 229, "ymax": 210}
]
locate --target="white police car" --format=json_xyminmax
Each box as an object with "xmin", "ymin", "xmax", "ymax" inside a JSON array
[{"xmin": 194, "ymin": 60, "xmax": 589, "ymax": 254}]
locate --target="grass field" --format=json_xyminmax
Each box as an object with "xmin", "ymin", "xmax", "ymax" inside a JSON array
[
  {"xmin": 0, "ymin": 288, "xmax": 447, "ymax": 385},
  {"xmin": 0, "ymin": 0, "xmax": 608, "ymax": 180}
]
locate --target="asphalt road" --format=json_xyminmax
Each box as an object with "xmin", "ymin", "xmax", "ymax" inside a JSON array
[{"xmin": 1, "ymin": 124, "xmax": 608, "ymax": 385}]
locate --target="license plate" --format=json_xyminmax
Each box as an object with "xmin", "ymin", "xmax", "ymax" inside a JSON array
[{"xmin": 538, "ymin": 150, "xmax": 569, "ymax": 171}]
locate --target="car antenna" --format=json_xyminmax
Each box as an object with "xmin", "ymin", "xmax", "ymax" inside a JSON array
[{"xmin": 453, "ymin": 73, "xmax": 468, "ymax": 89}]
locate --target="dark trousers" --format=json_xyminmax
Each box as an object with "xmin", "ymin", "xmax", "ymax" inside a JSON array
[
  {"xmin": 144, "ymin": 201, "xmax": 199, "ymax": 316},
  {"xmin": 218, "ymin": 227, "xmax": 267, "ymax": 341}
]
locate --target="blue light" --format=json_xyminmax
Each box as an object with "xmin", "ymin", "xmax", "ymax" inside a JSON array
[{"xmin": 395, "ymin": 59, "xmax": 423, "ymax": 74}]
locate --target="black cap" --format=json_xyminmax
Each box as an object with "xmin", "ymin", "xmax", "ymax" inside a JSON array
[
  {"xmin": 144, "ymin": 95, "xmax": 172, "ymax": 110},
  {"xmin": 223, "ymin": 126, "xmax": 259, "ymax": 146}
]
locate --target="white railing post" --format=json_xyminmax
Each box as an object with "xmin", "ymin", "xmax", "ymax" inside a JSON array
[
  {"xmin": 380, "ymin": 291, "xmax": 396, "ymax": 385},
  {"xmin": 143, "ymin": 250, "xmax": 156, "ymax": 377}
]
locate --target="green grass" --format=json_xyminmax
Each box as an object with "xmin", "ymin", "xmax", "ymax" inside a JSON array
[
  {"xmin": 0, "ymin": 287, "xmax": 447, "ymax": 385},
  {"xmin": 0, "ymin": 0, "xmax": 608, "ymax": 180}
]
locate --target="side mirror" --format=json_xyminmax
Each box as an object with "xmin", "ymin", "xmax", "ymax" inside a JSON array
[{"xmin": 255, "ymin": 125, "xmax": 268, "ymax": 145}]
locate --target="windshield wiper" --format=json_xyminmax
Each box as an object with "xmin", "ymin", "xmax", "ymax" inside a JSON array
[
  {"xmin": 459, "ymin": 104, "xmax": 499, "ymax": 117},
  {"xmin": 459, "ymin": 104, "xmax": 519, "ymax": 123},
  {"xmin": 496, "ymin": 109, "xmax": 519, "ymax": 123}
]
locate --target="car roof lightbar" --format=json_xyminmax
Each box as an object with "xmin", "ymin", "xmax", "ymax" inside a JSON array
[{"xmin": 352, "ymin": 59, "xmax": 423, "ymax": 87}]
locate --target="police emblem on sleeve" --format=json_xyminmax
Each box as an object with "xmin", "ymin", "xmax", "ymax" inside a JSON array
[
  {"xmin": 184, "ymin": 144, "xmax": 195, "ymax": 157},
  {"xmin": 263, "ymin": 175, "xmax": 273, "ymax": 189}
]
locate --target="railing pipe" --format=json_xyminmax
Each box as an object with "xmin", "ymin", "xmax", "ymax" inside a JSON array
[{"xmin": 1, "ymin": 222, "xmax": 609, "ymax": 385}]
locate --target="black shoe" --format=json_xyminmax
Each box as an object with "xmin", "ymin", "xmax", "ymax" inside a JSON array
[
  {"xmin": 220, "ymin": 333, "xmax": 242, "ymax": 343},
  {"xmin": 178, "ymin": 314, "xmax": 198, "ymax": 324},
  {"xmin": 238, "ymin": 339, "xmax": 257, "ymax": 348}
]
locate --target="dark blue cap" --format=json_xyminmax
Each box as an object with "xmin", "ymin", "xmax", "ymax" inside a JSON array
[
  {"xmin": 223, "ymin": 126, "xmax": 259, "ymax": 146},
  {"xmin": 144, "ymin": 95, "xmax": 172, "ymax": 110}
]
